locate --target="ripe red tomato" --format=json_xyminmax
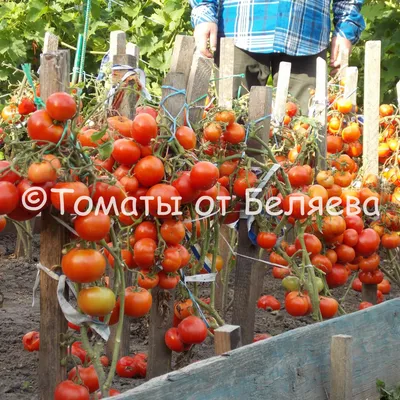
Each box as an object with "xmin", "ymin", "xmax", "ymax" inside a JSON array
[
  {"xmin": 352, "ymin": 277, "xmax": 362, "ymax": 292},
  {"xmin": 295, "ymin": 233, "xmax": 322, "ymax": 255},
  {"xmin": 27, "ymin": 109, "xmax": 62, "ymax": 143},
  {"xmin": 224, "ymin": 122, "xmax": 245, "ymax": 144},
  {"xmin": 288, "ymin": 166, "xmax": 312, "ymax": 187},
  {"xmin": 77, "ymin": 287, "xmax": 116, "ymax": 317},
  {"xmin": 90, "ymin": 181, "xmax": 126, "ymax": 213},
  {"xmin": 119, "ymin": 175, "xmax": 139, "ymax": 195},
  {"xmin": 54, "ymin": 380, "xmax": 89, "ymax": 400},
  {"xmin": 378, "ymin": 279, "xmax": 391, "ymax": 294},
  {"xmin": 158, "ymin": 271, "xmax": 180, "ymax": 289},
  {"xmin": 354, "ymin": 229, "xmax": 380, "ymax": 257},
  {"xmin": 68, "ymin": 341, "xmax": 87, "ymax": 363},
  {"xmin": 132, "ymin": 353, "xmax": 147, "ymax": 378},
  {"xmin": 311, "ymin": 254, "xmax": 333, "ymax": 274},
  {"xmin": 74, "ymin": 212, "xmax": 110, "ymax": 241},
  {"xmin": 112, "ymin": 139, "xmax": 141, "ymax": 165},
  {"xmin": 359, "ymin": 301, "xmax": 373, "ymax": 310},
  {"xmin": 68, "ymin": 365, "xmax": 99, "ymax": 393},
  {"xmin": 359, "ymin": 253, "xmax": 380, "ymax": 272},
  {"xmin": 131, "ymin": 113, "xmax": 158, "ymax": 145},
  {"xmin": 174, "ymin": 244, "xmax": 191, "ymax": 267},
  {"xmin": 136, "ymin": 105, "xmax": 158, "ymax": 119},
  {"xmin": 0, "ymin": 160, "xmax": 21, "ymax": 183},
  {"xmin": 22, "ymin": 331, "xmax": 40, "ymax": 351},
  {"xmin": 134, "ymin": 155, "xmax": 165, "ymax": 187},
  {"xmin": 18, "ymin": 98, "xmax": 36, "ymax": 115},
  {"xmin": 46, "ymin": 92, "xmax": 77, "ymax": 121},
  {"xmin": 27, "ymin": 160, "xmax": 57, "ymax": 184},
  {"xmin": 256, "ymin": 232, "xmax": 277, "ymax": 249},
  {"xmin": 335, "ymin": 244, "xmax": 355, "ymax": 263},
  {"xmin": 319, "ymin": 296, "xmax": 338, "ymax": 319},
  {"xmin": 381, "ymin": 232, "xmax": 400, "ymax": 249},
  {"xmin": 177, "ymin": 316, "xmax": 208, "ymax": 344},
  {"xmin": 282, "ymin": 193, "xmax": 311, "ymax": 219},
  {"xmin": 0, "ymin": 181, "xmax": 19, "ymax": 214},
  {"xmin": 190, "ymin": 162, "xmax": 219, "ymax": 191},
  {"xmin": 78, "ymin": 128, "xmax": 109, "ymax": 148},
  {"xmin": 343, "ymin": 229, "xmax": 359, "ymax": 247},
  {"xmin": 358, "ymin": 269, "xmax": 384, "ymax": 285},
  {"xmin": 204, "ymin": 122, "xmax": 223, "ymax": 142},
  {"xmin": 138, "ymin": 270, "xmax": 159, "ymax": 289},
  {"xmin": 107, "ymin": 248, "xmax": 134, "ymax": 269},
  {"xmin": 172, "ymin": 171, "xmax": 200, "ymax": 204},
  {"xmin": 51, "ymin": 182, "xmax": 90, "ymax": 214},
  {"xmin": 215, "ymin": 110, "xmax": 235, "ymax": 125},
  {"xmin": 124, "ymin": 287, "xmax": 152, "ymax": 317},
  {"xmin": 134, "ymin": 221, "xmax": 157, "ymax": 241},
  {"xmin": 146, "ymin": 183, "xmax": 181, "ymax": 218},
  {"xmin": 257, "ymin": 295, "xmax": 281, "ymax": 310},
  {"xmin": 285, "ymin": 291, "xmax": 310, "ymax": 316},
  {"xmin": 326, "ymin": 264, "xmax": 348, "ymax": 288},
  {"xmin": 286, "ymin": 101, "xmax": 298, "ymax": 117},
  {"xmin": 94, "ymin": 156, "xmax": 115, "ymax": 172},
  {"xmin": 161, "ymin": 247, "xmax": 182, "ymax": 272},
  {"xmin": 108, "ymin": 116, "xmax": 132, "ymax": 137},
  {"xmin": 233, "ymin": 171, "xmax": 257, "ymax": 198},
  {"xmin": 62, "ymin": 249, "xmax": 106, "ymax": 283},
  {"xmin": 175, "ymin": 126, "xmax": 196, "ymax": 150},
  {"xmin": 160, "ymin": 219, "xmax": 185, "ymax": 245},
  {"xmin": 116, "ymin": 356, "xmax": 137, "ymax": 378},
  {"xmin": 133, "ymin": 238, "xmax": 157, "ymax": 268},
  {"xmin": 165, "ymin": 327, "xmax": 186, "ymax": 352}
]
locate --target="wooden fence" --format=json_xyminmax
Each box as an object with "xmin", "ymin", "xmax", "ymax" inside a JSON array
[{"xmin": 113, "ymin": 298, "xmax": 400, "ymax": 400}]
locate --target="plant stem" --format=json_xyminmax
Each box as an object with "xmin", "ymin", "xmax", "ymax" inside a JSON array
[{"xmin": 210, "ymin": 217, "xmax": 220, "ymax": 309}]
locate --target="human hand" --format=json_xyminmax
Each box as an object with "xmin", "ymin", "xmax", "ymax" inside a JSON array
[
  {"xmin": 330, "ymin": 36, "xmax": 352, "ymax": 76},
  {"xmin": 193, "ymin": 22, "xmax": 218, "ymax": 58}
]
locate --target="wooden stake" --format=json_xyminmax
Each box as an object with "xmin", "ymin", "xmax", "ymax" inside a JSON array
[
  {"xmin": 231, "ymin": 86, "xmax": 272, "ymax": 346},
  {"xmin": 147, "ymin": 72, "xmax": 185, "ymax": 379},
  {"xmin": 273, "ymin": 62, "xmax": 291, "ymax": 124},
  {"xmin": 186, "ymin": 53, "xmax": 213, "ymax": 124},
  {"xmin": 344, "ymin": 67, "xmax": 358, "ymax": 109},
  {"xmin": 126, "ymin": 42, "xmax": 139, "ymax": 60},
  {"xmin": 38, "ymin": 47, "xmax": 69, "ymax": 400},
  {"xmin": 314, "ymin": 57, "xmax": 328, "ymax": 170},
  {"xmin": 169, "ymin": 35, "xmax": 195, "ymax": 86},
  {"xmin": 109, "ymin": 30, "xmax": 126, "ymax": 60},
  {"xmin": 214, "ymin": 325, "xmax": 241, "ymax": 355},
  {"xmin": 339, "ymin": 47, "xmax": 350, "ymax": 81},
  {"xmin": 43, "ymin": 32, "xmax": 59, "ymax": 53},
  {"xmin": 330, "ymin": 335, "xmax": 353, "ymax": 400},
  {"xmin": 218, "ymin": 38, "xmax": 236, "ymax": 109},
  {"xmin": 362, "ymin": 41, "xmax": 381, "ymax": 176},
  {"xmin": 362, "ymin": 284, "xmax": 377, "ymax": 304}
]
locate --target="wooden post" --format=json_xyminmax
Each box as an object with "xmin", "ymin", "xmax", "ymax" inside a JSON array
[
  {"xmin": 214, "ymin": 325, "xmax": 241, "ymax": 355},
  {"xmin": 362, "ymin": 41, "xmax": 381, "ymax": 303},
  {"xmin": 218, "ymin": 38, "xmax": 237, "ymax": 109},
  {"xmin": 314, "ymin": 57, "xmax": 328, "ymax": 170},
  {"xmin": 273, "ymin": 62, "xmax": 291, "ymax": 125},
  {"xmin": 186, "ymin": 53, "xmax": 213, "ymax": 124},
  {"xmin": 147, "ymin": 72, "xmax": 185, "ymax": 379},
  {"xmin": 362, "ymin": 41, "xmax": 381, "ymax": 176},
  {"xmin": 169, "ymin": 35, "xmax": 195, "ymax": 86},
  {"xmin": 339, "ymin": 47, "xmax": 349, "ymax": 81},
  {"xmin": 106, "ymin": 31, "xmax": 138, "ymax": 360},
  {"xmin": 396, "ymin": 81, "xmax": 400, "ymax": 106},
  {"xmin": 231, "ymin": 87, "xmax": 272, "ymax": 346},
  {"xmin": 38, "ymin": 35, "xmax": 69, "ymax": 400},
  {"xmin": 344, "ymin": 67, "xmax": 358, "ymax": 111},
  {"xmin": 330, "ymin": 335, "xmax": 353, "ymax": 400}
]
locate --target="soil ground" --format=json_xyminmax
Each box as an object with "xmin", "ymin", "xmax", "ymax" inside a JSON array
[{"xmin": 1, "ymin": 233, "xmax": 398, "ymax": 399}]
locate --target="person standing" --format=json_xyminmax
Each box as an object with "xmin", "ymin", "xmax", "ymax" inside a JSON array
[{"xmin": 189, "ymin": 0, "xmax": 365, "ymax": 113}]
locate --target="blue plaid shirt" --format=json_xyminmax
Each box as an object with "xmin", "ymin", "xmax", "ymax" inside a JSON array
[{"xmin": 189, "ymin": 0, "xmax": 365, "ymax": 56}]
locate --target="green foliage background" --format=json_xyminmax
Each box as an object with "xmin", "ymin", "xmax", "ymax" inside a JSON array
[{"xmin": 0, "ymin": 0, "xmax": 399, "ymax": 102}]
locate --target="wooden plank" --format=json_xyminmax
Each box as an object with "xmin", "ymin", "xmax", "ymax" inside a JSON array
[
  {"xmin": 186, "ymin": 53, "xmax": 213, "ymax": 124},
  {"xmin": 114, "ymin": 299, "xmax": 400, "ymax": 400},
  {"xmin": 218, "ymin": 38, "xmax": 236, "ymax": 109},
  {"xmin": 147, "ymin": 72, "xmax": 185, "ymax": 379},
  {"xmin": 330, "ymin": 335, "xmax": 353, "ymax": 400},
  {"xmin": 362, "ymin": 41, "xmax": 381, "ymax": 176},
  {"xmin": 126, "ymin": 42, "xmax": 140, "ymax": 60},
  {"xmin": 214, "ymin": 325, "xmax": 241, "ymax": 355},
  {"xmin": 362, "ymin": 284, "xmax": 377, "ymax": 304},
  {"xmin": 314, "ymin": 57, "xmax": 328, "ymax": 170},
  {"xmin": 272, "ymin": 62, "xmax": 291, "ymax": 124},
  {"xmin": 110, "ymin": 30, "xmax": 126, "ymax": 58},
  {"xmin": 147, "ymin": 286, "xmax": 175, "ymax": 379},
  {"xmin": 344, "ymin": 67, "xmax": 358, "ymax": 110},
  {"xmin": 43, "ymin": 32, "xmax": 59, "ymax": 53},
  {"xmin": 38, "ymin": 49, "xmax": 70, "ymax": 400},
  {"xmin": 169, "ymin": 35, "xmax": 195, "ymax": 86},
  {"xmin": 232, "ymin": 86, "xmax": 272, "ymax": 346},
  {"xmin": 339, "ymin": 47, "xmax": 349, "ymax": 81}
]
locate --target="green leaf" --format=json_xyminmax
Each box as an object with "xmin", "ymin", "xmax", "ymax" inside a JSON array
[
  {"xmin": 97, "ymin": 141, "xmax": 113, "ymax": 160},
  {"xmin": 90, "ymin": 126, "xmax": 108, "ymax": 142}
]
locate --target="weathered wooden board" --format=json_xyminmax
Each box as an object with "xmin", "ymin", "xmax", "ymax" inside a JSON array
[{"xmin": 113, "ymin": 299, "xmax": 400, "ymax": 400}]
